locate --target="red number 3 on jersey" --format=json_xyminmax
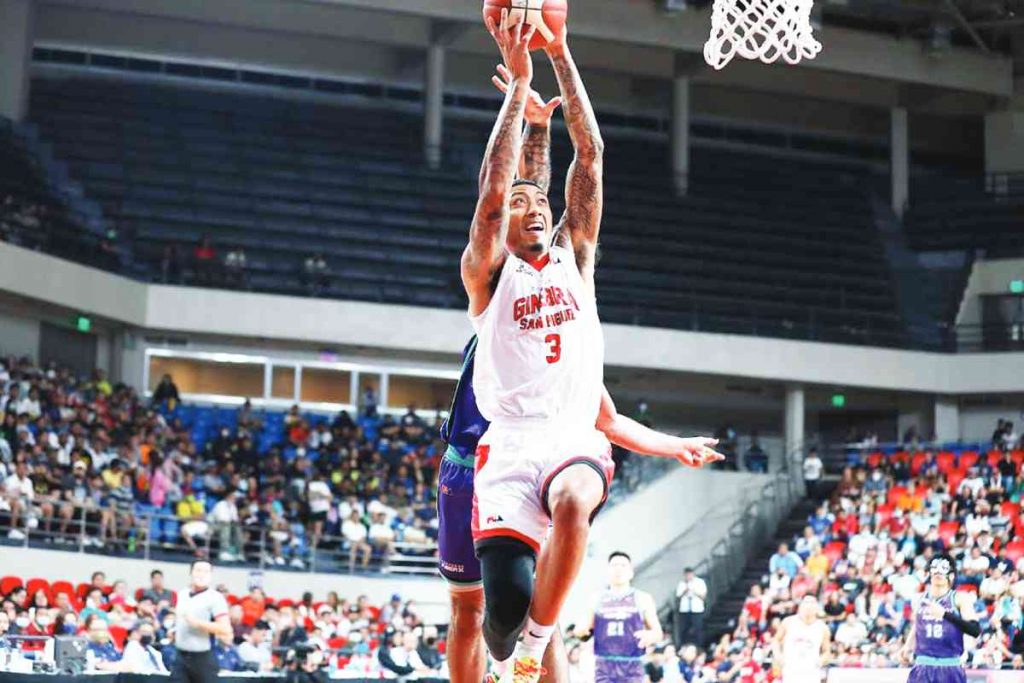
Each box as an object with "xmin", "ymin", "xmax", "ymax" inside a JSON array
[{"xmin": 544, "ymin": 333, "xmax": 562, "ymax": 364}]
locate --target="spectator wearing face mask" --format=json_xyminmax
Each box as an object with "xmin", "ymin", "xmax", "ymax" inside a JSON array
[
  {"xmin": 20, "ymin": 608, "xmax": 53, "ymax": 652},
  {"xmin": 121, "ymin": 622, "xmax": 168, "ymax": 674}
]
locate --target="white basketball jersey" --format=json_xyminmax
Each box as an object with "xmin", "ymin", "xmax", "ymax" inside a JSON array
[
  {"xmin": 782, "ymin": 617, "xmax": 826, "ymax": 682},
  {"xmin": 471, "ymin": 246, "xmax": 604, "ymax": 427}
]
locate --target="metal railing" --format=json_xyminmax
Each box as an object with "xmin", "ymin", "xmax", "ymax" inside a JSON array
[
  {"xmin": 639, "ymin": 446, "xmax": 806, "ymax": 629},
  {"xmin": 0, "ymin": 505, "xmax": 437, "ymax": 577}
]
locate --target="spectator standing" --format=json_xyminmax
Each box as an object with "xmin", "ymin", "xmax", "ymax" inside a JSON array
[
  {"xmin": 152, "ymin": 374, "xmax": 180, "ymax": 408},
  {"xmin": 193, "ymin": 235, "xmax": 217, "ymax": 285},
  {"xmin": 674, "ymin": 567, "xmax": 707, "ymax": 648},
  {"xmin": 224, "ymin": 247, "xmax": 248, "ymax": 289},
  {"xmin": 744, "ymin": 434, "xmax": 769, "ymax": 473},
  {"xmin": 802, "ymin": 449, "xmax": 823, "ymax": 499}
]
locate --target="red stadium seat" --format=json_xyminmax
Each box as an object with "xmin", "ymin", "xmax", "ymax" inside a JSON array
[
  {"xmin": 957, "ymin": 584, "xmax": 978, "ymax": 595},
  {"xmin": 25, "ymin": 578, "xmax": 51, "ymax": 602},
  {"xmin": 1012, "ymin": 451, "xmax": 1024, "ymax": 468},
  {"xmin": 892, "ymin": 451, "xmax": 910, "ymax": 464},
  {"xmin": 327, "ymin": 637, "xmax": 349, "ymax": 650},
  {"xmin": 1001, "ymin": 502, "xmax": 1021, "ymax": 521},
  {"xmin": 876, "ymin": 502, "xmax": 894, "ymax": 526},
  {"xmin": 51, "ymin": 581, "xmax": 76, "ymax": 602},
  {"xmin": 135, "ymin": 588, "xmax": 145, "ymax": 602},
  {"xmin": 935, "ymin": 451, "xmax": 955, "ymax": 473},
  {"xmin": 910, "ymin": 452, "xmax": 926, "ymax": 476},
  {"xmin": 823, "ymin": 541, "xmax": 846, "ymax": 565},
  {"xmin": 987, "ymin": 450, "xmax": 1002, "ymax": 467},
  {"xmin": 959, "ymin": 451, "xmax": 979, "ymax": 470},
  {"xmin": 938, "ymin": 520, "xmax": 959, "ymax": 546},
  {"xmin": 888, "ymin": 486, "xmax": 908, "ymax": 506},
  {"xmin": 108, "ymin": 625, "xmax": 127, "ymax": 649},
  {"xmin": 277, "ymin": 599, "xmax": 295, "ymax": 608},
  {"xmin": 945, "ymin": 470, "xmax": 966, "ymax": 495},
  {"xmin": 1004, "ymin": 540, "xmax": 1024, "ymax": 565},
  {"xmin": 866, "ymin": 452, "xmax": 883, "ymax": 468},
  {"xmin": 76, "ymin": 583, "xmax": 90, "ymax": 599},
  {"xmin": 0, "ymin": 576, "xmax": 22, "ymax": 596}
]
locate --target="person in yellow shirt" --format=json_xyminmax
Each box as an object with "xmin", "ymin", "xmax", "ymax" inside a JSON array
[
  {"xmin": 177, "ymin": 494, "xmax": 209, "ymax": 556},
  {"xmin": 806, "ymin": 541, "xmax": 830, "ymax": 581}
]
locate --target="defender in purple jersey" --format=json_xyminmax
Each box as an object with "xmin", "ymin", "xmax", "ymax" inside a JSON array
[
  {"xmin": 575, "ymin": 552, "xmax": 663, "ymax": 683},
  {"xmin": 901, "ymin": 555, "xmax": 980, "ymax": 683}
]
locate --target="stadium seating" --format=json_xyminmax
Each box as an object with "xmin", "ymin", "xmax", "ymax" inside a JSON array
[
  {"xmin": 905, "ymin": 172, "xmax": 1024, "ymax": 255},
  {"xmin": 27, "ymin": 77, "xmax": 904, "ymax": 347}
]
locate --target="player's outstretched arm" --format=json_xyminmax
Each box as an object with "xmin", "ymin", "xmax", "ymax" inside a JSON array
[
  {"xmin": 545, "ymin": 27, "xmax": 604, "ymax": 282},
  {"xmin": 463, "ymin": 12, "xmax": 535, "ymax": 315},
  {"xmin": 490, "ymin": 63, "xmax": 561, "ymax": 192},
  {"xmin": 595, "ymin": 388, "xmax": 724, "ymax": 468}
]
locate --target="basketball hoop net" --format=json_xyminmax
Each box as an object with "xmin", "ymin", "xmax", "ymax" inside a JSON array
[{"xmin": 703, "ymin": 0, "xmax": 822, "ymax": 70}]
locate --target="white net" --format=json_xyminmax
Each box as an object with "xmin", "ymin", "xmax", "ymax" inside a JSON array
[{"xmin": 703, "ymin": 0, "xmax": 822, "ymax": 70}]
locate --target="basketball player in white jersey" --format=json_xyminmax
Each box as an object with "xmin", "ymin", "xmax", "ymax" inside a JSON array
[
  {"xmin": 464, "ymin": 14, "xmax": 721, "ymax": 683},
  {"xmin": 772, "ymin": 595, "xmax": 830, "ymax": 683}
]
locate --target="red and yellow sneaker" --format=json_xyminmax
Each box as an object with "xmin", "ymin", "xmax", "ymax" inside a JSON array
[{"xmin": 509, "ymin": 655, "xmax": 546, "ymax": 683}]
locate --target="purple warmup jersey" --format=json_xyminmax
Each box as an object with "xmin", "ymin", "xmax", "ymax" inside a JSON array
[{"xmin": 913, "ymin": 591, "xmax": 964, "ymax": 660}]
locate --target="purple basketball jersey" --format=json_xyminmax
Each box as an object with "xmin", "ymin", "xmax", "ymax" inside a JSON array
[
  {"xmin": 913, "ymin": 591, "xmax": 965, "ymax": 660},
  {"xmin": 593, "ymin": 589, "xmax": 646, "ymax": 659}
]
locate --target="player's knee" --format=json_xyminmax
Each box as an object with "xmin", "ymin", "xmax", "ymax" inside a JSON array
[
  {"xmin": 547, "ymin": 465, "xmax": 605, "ymax": 522},
  {"xmin": 479, "ymin": 541, "xmax": 536, "ymax": 656}
]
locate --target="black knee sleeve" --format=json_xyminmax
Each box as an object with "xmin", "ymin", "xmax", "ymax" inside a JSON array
[{"xmin": 478, "ymin": 540, "xmax": 536, "ymax": 661}]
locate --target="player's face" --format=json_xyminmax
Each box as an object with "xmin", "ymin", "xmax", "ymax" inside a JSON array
[
  {"xmin": 608, "ymin": 556, "xmax": 634, "ymax": 587},
  {"xmin": 930, "ymin": 571, "xmax": 951, "ymax": 593},
  {"xmin": 506, "ymin": 185, "xmax": 553, "ymax": 258},
  {"xmin": 798, "ymin": 599, "xmax": 819, "ymax": 621}
]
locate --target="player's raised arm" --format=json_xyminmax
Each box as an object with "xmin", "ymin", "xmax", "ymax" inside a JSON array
[
  {"xmin": 595, "ymin": 388, "xmax": 724, "ymax": 468},
  {"xmin": 545, "ymin": 26, "xmax": 604, "ymax": 282},
  {"xmin": 463, "ymin": 12, "xmax": 535, "ymax": 315},
  {"xmin": 490, "ymin": 63, "xmax": 561, "ymax": 192}
]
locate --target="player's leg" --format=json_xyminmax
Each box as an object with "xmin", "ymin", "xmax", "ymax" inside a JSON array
[
  {"xmin": 531, "ymin": 462, "xmax": 607, "ymax": 625},
  {"xmin": 448, "ymin": 587, "xmax": 488, "ymax": 683},
  {"xmin": 479, "ymin": 539, "xmax": 537, "ymax": 661},
  {"xmin": 540, "ymin": 622, "xmax": 568, "ymax": 683}
]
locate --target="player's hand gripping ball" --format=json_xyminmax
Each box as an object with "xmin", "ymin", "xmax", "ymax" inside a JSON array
[{"xmin": 483, "ymin": 0, "xmax": 568, "ymax": 51}]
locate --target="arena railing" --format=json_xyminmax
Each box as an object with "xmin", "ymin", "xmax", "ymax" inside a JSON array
[
  {"xmin": 0, "ymin": 506, "xmax": 437, "ymax": 577},
  {"xmin": 641, "ymin": 446, "xmax": 806, "ymax": 629}
]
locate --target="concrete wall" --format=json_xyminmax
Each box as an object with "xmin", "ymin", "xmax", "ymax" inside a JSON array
[
  {"xmin": 960, "ymin": 400, "xmax": 1024, "ymax": 442},
  {"xmin": 0, "ymin": 546, "xmax": 450, "ymax": 624},
  {"xmin": 985, "ymin": 110, "xmax": 1024, "ymax": 174},
  {"xmin": 0, "ymin": 308, "xmax": 41, "ymax": 360},
  {"xmin": 956, "ymin": 258, "xmax": 1024, "ymax": 327}
]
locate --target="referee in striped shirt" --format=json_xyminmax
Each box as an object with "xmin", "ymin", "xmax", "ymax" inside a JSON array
[{"xmin": 172, "ymin": 560, "xmax": 232, "ymax": 683}]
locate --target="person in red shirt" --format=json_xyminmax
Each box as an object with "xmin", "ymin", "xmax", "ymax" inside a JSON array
[
  {"xmin": 21, "ymin": 608, "xmax": 54, "ymax": 652},
  {"xmin": 240, "ymin": 587, "xmax": 266, "ymax": 628},
  {"xmin": 193, "ymin": 235, "xmax": 217, "ymax": 285}
]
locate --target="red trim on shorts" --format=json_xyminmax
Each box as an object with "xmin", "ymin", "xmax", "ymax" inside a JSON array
[
  {"xmin": 474, "ymin": 528, "xmax": 541, "ymax": 553},
  {"xmin": 470, "ymin": 445, "xmax": 490, "ymax": 541},
  {"xmin": 540, "ymin": 455, "xmax": 615, "ymax": 521},
  {"xmin": 524, "ymin": 253, "xmax": 551, "ymax": 272}
]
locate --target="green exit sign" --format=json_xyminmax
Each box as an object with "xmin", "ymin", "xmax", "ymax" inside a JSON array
[
  {"xmin": 831, "ymin": 393, "xmax": 846, "ymax": 408},
  {"xmin": 1011, "ymin": 280, "xmax": 1024, "ymax": 294},
  {"xmin": 76, "ymin": 316, "xmax": 91, "ymax": 333}
]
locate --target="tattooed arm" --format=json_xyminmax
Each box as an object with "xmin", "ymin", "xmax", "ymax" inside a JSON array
[
  {"xmin": 490, "ymin": 62, "xmax": 560, "ymax": 192},
  {"xmin": 462, "ymin": 14, "xmax": 535, "ymax": 317},
  {"xmin": 546, "ymin": 26, "xmax": 604, "ymax": 285}
]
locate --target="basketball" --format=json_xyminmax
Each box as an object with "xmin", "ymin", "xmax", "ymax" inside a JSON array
[{"xmin": 483, "ymin": 0, "xmax": 568, "ymax": 51}]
